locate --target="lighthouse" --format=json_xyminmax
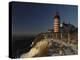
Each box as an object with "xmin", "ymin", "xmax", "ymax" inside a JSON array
[{"xmin": 53, "ymin": 12, "xmax": 60, "ymax": 32}]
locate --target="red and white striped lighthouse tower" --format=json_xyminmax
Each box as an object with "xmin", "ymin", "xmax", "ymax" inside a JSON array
[{"xmin": 53, "ymin": 12, "xmax": 60, "ymax": 32}]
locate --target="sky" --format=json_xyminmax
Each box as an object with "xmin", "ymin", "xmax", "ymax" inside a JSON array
[{"xmin": 11, "ymin": 2, "xmax": 78, "ymax": 35}]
